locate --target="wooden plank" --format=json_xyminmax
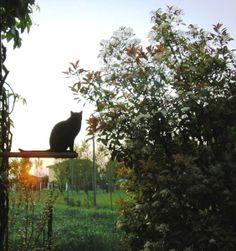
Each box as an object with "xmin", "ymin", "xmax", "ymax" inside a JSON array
[{"xmin": 0, "ymin": 151, "xmax": 78, "ymax": 159}]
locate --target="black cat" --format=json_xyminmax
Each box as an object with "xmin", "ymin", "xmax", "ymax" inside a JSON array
[
  {"xmin": 49, "ymin": 111, "xmax": 82, "ymax": 152},
  {"xmin": 19, "ymin": 111, "xmax": 82, "ymax": 152}
]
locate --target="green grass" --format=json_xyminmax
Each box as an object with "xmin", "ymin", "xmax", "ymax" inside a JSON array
[
  {"xmin": 53, "ymin": 207, "xmax": 122, "ymax": 251},
  {"xmin": 9, "ymin": 189, "xmax": 125, "ymax": 251},
  {"xmin": 54, "ymin": 190, "xmax": 125, "ymax": 250},
  {"xmin": 57, "ymin": 189, "xmax": 125, "ymax": 209}
]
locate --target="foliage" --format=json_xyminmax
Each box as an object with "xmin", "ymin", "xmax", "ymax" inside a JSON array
[
  {"xmin": 99, "ymin": 160, "xmax": 116, "ymax": 191},
  {"xmin": 9, "ymin": 158, "xmax": 32, "ymax": 186},
  {"xmin": 100, "ymin": 160, "xmax": 117, "ymax": 209},
  {"xmin": 9, "ymin": 159, "xmax": 57, "ymax": 251},
  {"xmin": 76, "ymin": 139, "xmax": 110, "ymax": 169},
  {"xmin": 65, "ymin": 6, "xmax": 236, "ymax": 251},
  {"xmin": 53, "ymin": 158, "xmax": 99, "ymax": 193},
  {"xmin": 9, "ymin": 190, "xmax": 125, "ymax": 251},
  {"xmin": 54, "ymin": 141, "xmax": 114, "ymax": 197},
  {"xmin": 0, "ymin": 0, "xmax": 37, "ymax": 48},
  {"xmin": 9, "ymin": 187, "xmax": 58, "ymax": 251},
  {"xmin": 76, "ymin": 140, "xmax": 92, "ymax": 159}
]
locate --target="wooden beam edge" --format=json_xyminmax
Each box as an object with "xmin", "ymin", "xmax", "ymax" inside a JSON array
[{"xmin": 0, "ymin": 151, "xmax": 78, "ymax": 159}]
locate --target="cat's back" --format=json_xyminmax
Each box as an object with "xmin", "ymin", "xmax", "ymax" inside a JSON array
[{"xmin": 51, "ymin": 119, "xmax": 68, "ymax": 133}]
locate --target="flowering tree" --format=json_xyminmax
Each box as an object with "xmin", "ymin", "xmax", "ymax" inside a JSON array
[{"xmin": 65, "ymin": 6, "xmax": 236, "ymax": 250}]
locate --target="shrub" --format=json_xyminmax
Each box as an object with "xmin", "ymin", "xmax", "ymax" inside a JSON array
[{"xmin": 66, "ymin": 6, "xmax": 236, "ymax": 250}]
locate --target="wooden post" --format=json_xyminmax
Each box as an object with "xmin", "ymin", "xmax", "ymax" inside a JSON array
[{"xmin": 47, "ymin": 194, "xmax": 53, "ymax": 251}]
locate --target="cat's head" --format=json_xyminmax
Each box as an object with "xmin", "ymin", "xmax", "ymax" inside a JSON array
[{"xmin": 70, "ymin": 111, "xmax": 82, "ymax": 120}]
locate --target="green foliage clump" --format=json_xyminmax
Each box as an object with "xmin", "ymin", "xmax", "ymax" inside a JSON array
[
  {"xmin": 9, "ymin": 188, "xmax": 58, "ymax": 251},
  {"xmin": 65, "ymin": 6, "xmax": 236, "ymax": 251},
  {"xmin": 53, "ymin": 158, "xmax": 98, "ymax": 193},
  {"xmin": 0, "ymin": 0, "xmax": 37, "ymax": 48}
]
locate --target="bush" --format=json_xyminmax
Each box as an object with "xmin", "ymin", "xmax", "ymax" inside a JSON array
[{"xmin": 66, "ymin": 6, "xmax": 236, "ymax": 251}]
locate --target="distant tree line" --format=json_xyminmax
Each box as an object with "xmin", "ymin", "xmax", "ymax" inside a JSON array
[{"xmin": 53, "ymin": 158, "xmax": 118, "ymax": 194}]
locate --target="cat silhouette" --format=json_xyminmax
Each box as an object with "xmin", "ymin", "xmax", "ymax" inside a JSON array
[{"xmin": 19, "ymin": 111, "xmax": 82, "ymax": 152}]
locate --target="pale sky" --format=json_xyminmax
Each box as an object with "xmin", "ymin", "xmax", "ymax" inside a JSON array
[{"xmin": 5, "ymin": 0, "xmax": 236, "ymax": 154}]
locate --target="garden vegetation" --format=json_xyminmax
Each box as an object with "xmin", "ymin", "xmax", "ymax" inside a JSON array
[{"xmin": 65, "ymin": 6, "xmax": 236, "ymax": 251}]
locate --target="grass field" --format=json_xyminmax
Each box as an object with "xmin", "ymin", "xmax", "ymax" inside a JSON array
[{"xmin": 9, "ymin": 189, "xmax": 126, "ymax": 251}]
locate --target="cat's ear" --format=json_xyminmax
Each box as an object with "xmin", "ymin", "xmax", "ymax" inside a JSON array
[{"xmin": 70, "ymin": 111, "xmax": 74, "ymax": 116}]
